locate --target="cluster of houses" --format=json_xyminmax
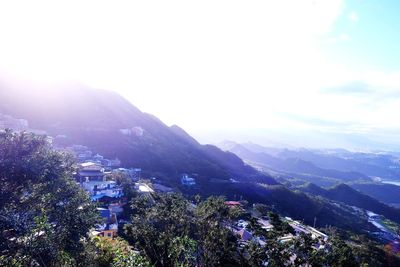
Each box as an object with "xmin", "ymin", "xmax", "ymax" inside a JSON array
[
  {"xmin": 74, "ymin": 154, "xmax": 175, "ymax": 239},
  {"xmin": 72, "ymin": 155, "xmax": 143, "ymax": 238},
  {"xmin": 65, "ymin": 145, "xmax": 122, "ymax": 169},
  {"xmin": 119, "ymin": 126, "xmax": 144, "ymax": 137},
  {"xmin": 232, "ymin": 215, "xmax": 328, "ymax": 246},
  {"xmin": 181, "ymin": 173, "xmax": 196, "ymax": 186},
  {"xmin": 225, "ymin": 201, "xmax": 329, "ymax": 260},
  {"xmin": 73, "ymin": 148, "xmax": 329, "ymax": 254}
]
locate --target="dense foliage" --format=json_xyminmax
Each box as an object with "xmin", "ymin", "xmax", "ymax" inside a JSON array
[
  {"xmin": 124, "ymin": 194, "xmax": 240, "ymax": 267},
  {"xmin": 0, "ymin": 130, "xmax": 99, "ymax": 266},
  {"xmin": 122, "ymin": 189, "xmax": 399, "ymax": 267}
]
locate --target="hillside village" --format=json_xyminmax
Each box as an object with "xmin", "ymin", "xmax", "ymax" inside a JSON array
[
  {"xmin": 1, "ymin": 113, "xmax": 399, "ymax": 266},
  {"xmin": 60, "ymin": 140, "xmax": 331, "ymax": 261}
]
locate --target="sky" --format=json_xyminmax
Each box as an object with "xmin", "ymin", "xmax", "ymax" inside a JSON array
[{"xmin": 1, "ymin": 0, "xmax": 400, "ymax": 148}]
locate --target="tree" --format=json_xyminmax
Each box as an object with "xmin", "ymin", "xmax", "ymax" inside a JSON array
[
  {"xmin": 124, "ymin": 193, "xmax": 194, "ymax": 267},
  {"xmin": 264, "ymin": 238, "xmax": 291, "ymax": 267},
  {"xmin": 0, "ymin": 130, "xmax": 98, "ymax": 266},
  {"xmin": 169, "ymin": 236, "xmax": 197, "ymax": 267},
  {"xmin": 326, "ymin": 235, "xmax": 358, "ymax": 267},
  {"xmin": 195, "ymin": 196, "xmax": 239, "ymax": 267},
  {"xmin": 81, "ymin": 236, "xmax": 152, "ymax": 267},
  {"xmin": 247, "ymin": 217, "xmax": 268, "ymax": 238},
  {"xmin": 245, "ymin": 241, "xmax": 268, "ymax": 267},
  {"xmin": 268, "ymin": 211, "xmax": 294, "ymax": 235},
  {"xmin": 290, "ymin": 233, "xmax": 326, "ymax": 267},
  {"xmin": 124, "ymin": 194, "xmax": 240, "ymax": 267},
  {"xmin": 253, "ymin": 203, "xmax": 270, "ymax": 217}
]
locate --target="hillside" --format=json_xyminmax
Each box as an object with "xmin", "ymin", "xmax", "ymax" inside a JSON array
[
  {"xmin": 351, "ymin": 183, "xmax": 400, "ymax": 206},
  {"xmin": 0, "ymin": 77, "xmax": 276, "ymax": 186},
  {"xmin": 300, "ymin": 183, "xmax": 400, "ymax": 224},
  {"xmin": 193, "ymin": 182, "xmax": 375, "ymax": 232}
]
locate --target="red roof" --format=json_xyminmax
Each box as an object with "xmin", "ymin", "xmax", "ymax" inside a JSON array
[{"xmin": 225, "ymin": 201, "xmax": 242, "ymax": 206}]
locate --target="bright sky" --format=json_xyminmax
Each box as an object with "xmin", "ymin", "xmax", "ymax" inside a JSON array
[{"xmin": 1, "ymin": 0, "xmax": 400, "ymax": 146}]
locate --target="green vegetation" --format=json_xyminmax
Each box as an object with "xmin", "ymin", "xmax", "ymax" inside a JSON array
[
  {"xmin": 122, "ymin": 187, "xmax": 399, "ymax": 266},
  {"xmin": 0, "ymin": 130, "xmax": 99, "ymax": 266},
  {"xmin": 124, "ymin": 194, "xmax": 240, "ymax": 267},
  {"xmin": 300, "ymin": 183, "xmax": 400, "ymax": 225},
  {"xmin": 81, "ymin": 236, "xmax": 152, "ymax": 267},
  {"xmin": 1, "ymin": 130, "xmax": 400, "ymax": 266}
]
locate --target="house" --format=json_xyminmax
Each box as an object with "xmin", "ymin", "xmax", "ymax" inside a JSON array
[
  {"xmin": 119, "ymin": 126, "xmax": 144, "ymax": 137},
  {"xmin": 95, "ymin": 208, "xmax": 119, "ymax": 238},
  {"xmin": 82, "ymin": 180, "xmax": 116, "ymax": 194},
  {"xmin": 279, "ymin": 233, "xmax": 295, "ymax": 243},
  {"xmin": 288, "ymin": 219, "xmax": 328, "ymax": 241},
  {"xmin": 258, "ymin": 218, "xmax": 274, "ymax": 231},
  {"xmin": 136, "ymin": 183, "xmax": 154, "ymax": 193},
  {"xmin": 77, "ymin": 162, "xmax": 105, "ymax": 182},
  {"xmin": 181, "ymin": 174, "xmax": 196, "ymax": 186},
  {"xmin": 237, "ymin": 228, "xmax": 253, "ymax": 242},
  {"xmin": 91, "ymin": 186, "xmax": 124, "ymax": 202},
  {"xmin": 225, "ymin": 201, "xmax": 242, "ymax": 208},
  {"xmin": 80, "ymin": 180, "xmax": 124, "ymax": 202}
]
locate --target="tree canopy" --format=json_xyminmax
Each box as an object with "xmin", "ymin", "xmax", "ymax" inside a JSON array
[{"xmin": 0, "ymin": 130, "xmax": 98, "ymax": 266}]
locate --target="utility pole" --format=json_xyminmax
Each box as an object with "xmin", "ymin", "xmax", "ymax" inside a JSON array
[{"xmin": 313, "ymin": 216, "xmax": 317, "ymax": 228}]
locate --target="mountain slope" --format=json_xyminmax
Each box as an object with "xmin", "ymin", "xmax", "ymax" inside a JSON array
[
  {"xmin": 198, "ymin": 182, "xmax": 375, "ymax": 232},
  {"xmin": 300, "ymin": 183, "xmax": 400, "ymax": 224},
  {"xmin": 0, "ymin": 77, "xmax": 276, "ymax": 186},
  {"xmin": 351, "ymin": 183, "xmax": 400, "ymax": 206}
]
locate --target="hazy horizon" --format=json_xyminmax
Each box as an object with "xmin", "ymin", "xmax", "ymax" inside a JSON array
[{"xmin": 1, "ymin": 1, "xmax": 400, "ymax": 150}]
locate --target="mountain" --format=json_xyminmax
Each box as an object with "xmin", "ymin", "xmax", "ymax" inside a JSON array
[
  {"xmin": 300, "ymin": 183, "xmax": 400, "ymax": 224},
  {"xmin": 222, "ymin": 142, "xmax": 370, "ymax": 184},
  {"xmin": 350, "ymin": 183, "xmax": 400, "ymax": 207},
  {"xmin": 0, "ymin": 77, "xmax": 276, "ymax": 186},
  {"xmin": 276, "ymin": 148, "xmax": 400, "ymax": 180}
]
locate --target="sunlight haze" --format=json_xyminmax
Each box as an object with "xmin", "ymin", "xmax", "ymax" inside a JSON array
[{"xmin": 1, "ymin": 0, "xmax": 400, "ymax": 147}]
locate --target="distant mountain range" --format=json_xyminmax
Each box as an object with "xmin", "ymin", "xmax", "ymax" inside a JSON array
[
  {"xmin": 218, "ymin": 140, "xmax": 400, "ymax": 208},
  {"xmin": 220, "ymin": 141, "xmax": 370, "ymax": 182},
  {"xmin": 218, "ymin": 141, "xmax": 400, "ymax": 183}
]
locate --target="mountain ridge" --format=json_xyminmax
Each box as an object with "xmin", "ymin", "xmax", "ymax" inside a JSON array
[{"xmin": 0, "ymin": 77, "xmax": 276, "ymax": 186}]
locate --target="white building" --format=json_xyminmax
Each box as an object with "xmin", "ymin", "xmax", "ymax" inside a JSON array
[{"xmin": 181, "ymin": 174, "xmax": 196, "ymax": 186}]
